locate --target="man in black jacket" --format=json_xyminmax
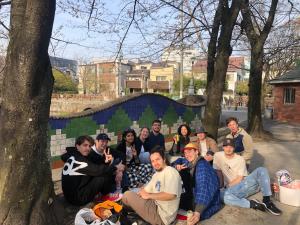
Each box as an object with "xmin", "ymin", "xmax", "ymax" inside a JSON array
[
  {"xmin": 88, "ymin": 133, "xmax": 126, "ymax": 192},
  {"xmin": 61, "ymin": 135, "xmax": 117, "ymax": 205}
]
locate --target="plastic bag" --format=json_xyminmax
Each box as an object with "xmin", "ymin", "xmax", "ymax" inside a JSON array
[{"xmin": 75, "ymin": 208, "xmax": 102, "ymax": 225}]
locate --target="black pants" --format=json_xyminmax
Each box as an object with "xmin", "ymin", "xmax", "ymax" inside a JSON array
[
  {"xmin": 73, "ymin": 176, "xmax": 113, "ymax": 205},
  {"xmin": 179, "ymin": 169, "xmax": 194, "ymax": 211}
]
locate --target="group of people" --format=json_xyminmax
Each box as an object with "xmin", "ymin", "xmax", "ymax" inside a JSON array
[{"xmin": 61, "ymin": 117, "xmax": 282, "ymax": 225}]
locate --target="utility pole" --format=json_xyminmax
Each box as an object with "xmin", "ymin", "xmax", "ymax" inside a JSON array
[{"xmin": 179, "ymin": 0, "xmax": 184, "ymax": 98}]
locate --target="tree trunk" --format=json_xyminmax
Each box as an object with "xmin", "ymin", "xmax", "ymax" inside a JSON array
[
  {"xmin": 247, "ymin": 45, "xmax": 264, "ymax": 136},
  {"xmin": 204, "ymin": 0, "xmax": 241, "ymax": 139},
  {"xmin": 204, "ymin": 52, "xmax": 231, "ymax": 139},
  {"xmin": 0, "ymin": 1, "xmax": 57, "ymax": 225}
]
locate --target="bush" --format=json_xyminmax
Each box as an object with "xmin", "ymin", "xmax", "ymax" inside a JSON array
[{"xmin": 52, "ymin": 69, "xmax": 78, "ymax": 93}]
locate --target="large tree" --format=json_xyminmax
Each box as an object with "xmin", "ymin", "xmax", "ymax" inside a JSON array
[
  {"xmin": 241, "ymin": 0, "xmax": 278, "ymax": 136},
  {"xmin": 0, "ymin": 0, "xmax": 57, "ymax": 224},
  {"xmin": 203, "ymin": 0, "xmax": 241, "ymax": 139}
]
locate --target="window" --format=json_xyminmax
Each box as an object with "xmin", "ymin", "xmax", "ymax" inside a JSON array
[
  {"xmin": 156, "ymin": 76, "xmax": 167, "ymax": 81},
  {"xmin": 283, "ymin": 88, "xmax": 295, "ymax": 104}
]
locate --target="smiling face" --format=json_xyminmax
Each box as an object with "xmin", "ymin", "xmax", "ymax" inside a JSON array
[
  {"xmin": 227, "ymin": 120, "xmax": 239, "ymax": 134},
  {"xmin": 76, "ymin": 140, "xmax": 92, "ymax": 156},
  {"xmin": 184, "ymin": 148, "xmax": 199, "ymax": 162},
  {"xmin": 152, "ymin": 122, "xmax": 161, "ymax": 133},
  {"xmin": 95, "ymin": 139, "xmax": 108, "ymax": 153},
  {"xmin": 125, "ymin": 132, "xmax": 135, "ymax": 145},
  {"xmin": 150, "ymin": 152, "xmax": 166, "ymax": 171},
  {"xmin": 180, "ymin": 126, "xmax": 188, "ymax": 137},
  {"xmin": 197, "ymin": 132, "xmax": 206, "ymax": 141},
  {"xmin": 223, "ymin": 145, "xmax": 235, "ymax": 157},
  {"xmin": 140, "ymin": 128, "xmax": 149, "ymax": 139}
]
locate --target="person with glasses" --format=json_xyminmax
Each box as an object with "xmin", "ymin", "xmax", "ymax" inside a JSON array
[{"xmin": 148, "ymin": 119, "xmax": 165, "ymax": 151}]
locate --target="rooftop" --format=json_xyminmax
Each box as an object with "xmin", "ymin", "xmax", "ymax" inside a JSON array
[{"xmin": 269, "ymin": 65, "xmax": 300, "ymax": 84}]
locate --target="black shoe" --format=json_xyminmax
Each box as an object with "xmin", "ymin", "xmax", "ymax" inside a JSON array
[
  {"xmin": 250, "ymin": 199, "xmax": 266, "ymax": 212},
  {"xmin": 262, "ymin": 201, "xmax": 282, "ymax": 216}
]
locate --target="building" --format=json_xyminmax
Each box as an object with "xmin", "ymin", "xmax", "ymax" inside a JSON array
[
  {"xmin": 125, "ymin": 69, "xmax": 150, "ymax": 93},
  {"xmin": 78, "ymin": 60, "xmax": 131, "ymax": 98},
  {"xmin": 269, "ymin": 65, "xmax": 300, "ymax": 123},
  {"xmin": 50, "ymin": 56, "xmax": 78, "ymax": 81},
  {"xmin": 148, "ymin": 63, "xmax": 176, "ymax": 93},
  {"xmin": 192, "ymin": 56, "xmax": 250, "ymax": 97},
  {"xmin": 161, "ymin": 48, "xmax": 201, "ymax": 74}
]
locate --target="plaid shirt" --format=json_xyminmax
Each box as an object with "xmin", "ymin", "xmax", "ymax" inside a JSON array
[
  {"xmin": 172, "ymin": 157, "xmax": 221, "ymax": 220},
  {"xmin": 194, "ymin": 159, "xmax": 221, "ymax": 220}
]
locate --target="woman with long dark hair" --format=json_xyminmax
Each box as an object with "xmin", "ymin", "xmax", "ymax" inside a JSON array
[
  {"xmin": 169, "ymin": 124, "xmax": 191, "ymax": 155},
  {"xmin": 116, "ymin": 128, "xmax": 153, "ymax": 188}
]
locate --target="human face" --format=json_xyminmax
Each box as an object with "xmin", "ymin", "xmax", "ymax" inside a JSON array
[
  {"xmin": 150, "ymin": 152, "xmax": 166, "ymax": 171},
  {"xmin": 184, "ymin": 149, "xmax": 198, "ymax": 162},
  {"xmin": 223, "ymin": 145, "xmax": 235, "ymax": 157},
  {"xmin": 152, "ymin": 122, "xmax": 161, "ymax": 133},
  {"xmin": 140, "ymin": 128, "xmax": 149, "ymax": 139},
  {"xmin": 227, "ymin": 120, "xmax": 239, "ymax": 134},
  {"xmin": 76, "ymin": 140, "xmax": 92, "ymax": 156},
  {"xmin": 197, "ymin": 132, "xmax": 206, "ymax": 141},
  {"xmin": 125, "ymin": 132, "xmax": 135, "ymax": 145},
  {"xmin": 95, "ymin": 139, "xmax": 108, "ymax": 153},
  {"xmin": 181, "ymin": 126, "xmax": 188, "ymax": 137}
]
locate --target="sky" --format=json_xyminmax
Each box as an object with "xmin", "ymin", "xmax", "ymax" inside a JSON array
[{"xmin": 51, "ymin": 0, "xmax": 205, "ymax": 62}]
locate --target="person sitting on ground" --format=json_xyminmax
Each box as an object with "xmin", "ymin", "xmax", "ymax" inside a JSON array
[
  {"xmin": 148, "ymin": 119, "xmax": 165, "ymax": 151},
  {"xmin": 195, "ymin": 127, "xmax": 219, "ymax": 163},
  {"xmin": 213, "ymin": 138, "xmax": 282, "ymax": 216},
  {"xmin": 61, "ymin": 135, "xmax": 120, "ymax": 205},
  {"xmin": 135, "ymin": 127, "xmax": 151, "ymax": 164},
  {"xmin": 122, "ymin": 146, "xmax": 182, "ymax": 225},
  {"xmin": 88, "ymin": 133, "xmax": 126, "ymax": 193},
  {"xmin": 169, "ymin": 124, "xmax": 191, "ymax": 156},
  {"xmin": 226, "ymin": 117, "xmax": 253, "ymax": 167},
  {"xmin": 172, "ymin": 143, "xmax": 221, "ymax": 223},
  {"xmin": 116, "ymin": 128, "xmax": 154, "ymax": 188}
]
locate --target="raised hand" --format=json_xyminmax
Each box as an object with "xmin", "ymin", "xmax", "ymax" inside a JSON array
[
  {"xmin": 175, "ymin": 164, "xmax": 187, "ymax": 171},
  {"xmin": 104, "ymin": 148, "xmax": 113, "ymax": 164}
]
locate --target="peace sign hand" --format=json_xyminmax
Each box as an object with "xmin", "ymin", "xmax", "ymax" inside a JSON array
[{"xmin": 104, "ymin": 148, "xmax": 113, "ymax": 164}]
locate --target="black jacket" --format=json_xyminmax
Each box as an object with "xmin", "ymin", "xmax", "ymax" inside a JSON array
[
  {"xmin": 135, "ymin": 137, "xmax": 151, "ymax": 153},
  {"xmin": 61, "ymin": 147, "xmax": 116, "ymax": 203},
  {"xmin": 87, "ymin": 146, "xmax": 123, "ymax": 165}
]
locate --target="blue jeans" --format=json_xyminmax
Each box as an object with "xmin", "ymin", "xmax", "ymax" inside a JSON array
[{"xmin": 223, "ymin": 167, "xmax": 272, "ymax": 208}]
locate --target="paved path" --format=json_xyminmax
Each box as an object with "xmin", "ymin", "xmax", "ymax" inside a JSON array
[{"xmin": 202, "ymin": 119, "xmax": 300, "ymax": 225}]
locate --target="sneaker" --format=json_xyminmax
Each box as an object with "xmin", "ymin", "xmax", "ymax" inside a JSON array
[
  {"xmin": 250, "ymin": 199, "xmax": 266, "ymax": 212},
  {"xmin": 262, "ymin": 201, "xmax": 282, "ymax": 216},
  {"xmin": 100, "ymin": 192, "xmax": 123, "ymax": 202}
]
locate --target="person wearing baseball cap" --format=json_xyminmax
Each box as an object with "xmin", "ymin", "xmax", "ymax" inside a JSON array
[
  {"xmin": 226, "ymin": 117, "xmax": 253, "ymax": 167},
  {"xmin": 88, "ymin": 133, "xmax": 126, "ymax": 199},
  {"xmin": 171, "ymin": 142, "xmax": 221, "ymax": 223},
  {"xmin": 213, "ymin": 138, "xmax": 282, "ymax": 216},
  {"xmin": 195, "ymin": 127, "xmax": 219, "ymax": 162}
]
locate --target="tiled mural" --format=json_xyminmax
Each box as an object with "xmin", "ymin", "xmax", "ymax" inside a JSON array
[{"xmin": 49, "ymin": 93, "xmax": 204, "ymax": 165}]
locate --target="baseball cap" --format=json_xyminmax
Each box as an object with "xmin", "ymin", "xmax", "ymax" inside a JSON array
[
  {"xmin": 182, "ymin": 143, "xmax": 198, "ymax": 152},
  {"xmin": 222, "ymin": 138, "xmax": 235, "ymax": 147},
  {"xmin": 96, "ymin": 133, "xmax": 111, "ymax": 141}
]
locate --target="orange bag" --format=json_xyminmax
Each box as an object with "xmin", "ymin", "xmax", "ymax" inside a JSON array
[{"xmin": 93, "ymin": 200, "xmax": 123, "ymax": 219}]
